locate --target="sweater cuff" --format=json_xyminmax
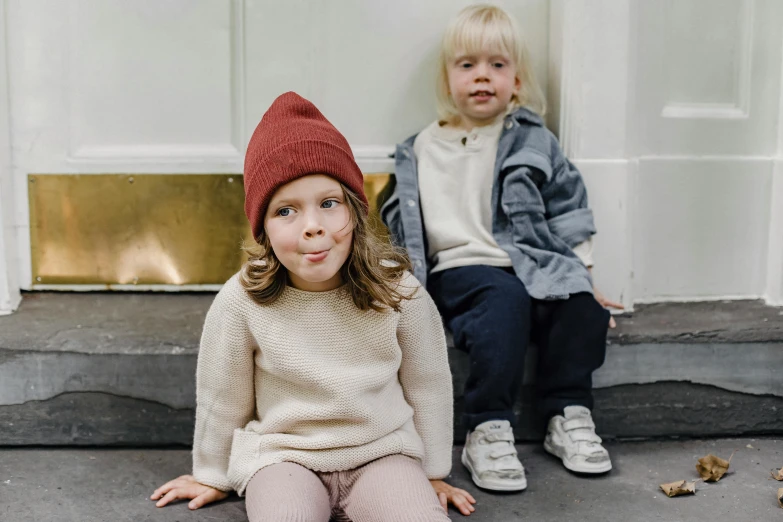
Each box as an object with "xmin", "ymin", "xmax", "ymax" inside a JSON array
[
  {"xmin": 425, "ymin": 470, "xmax": 451, "ymax": 481},
  {"xmin": 422, "ymin": 453, "xmax": 453, "ymax": 481},
  {"xmin": 572, "ymin": 237, "xmax": 594, "ymax": 268},
  {"xmin": 192, "ymin": 475, "xmax": 232, "ymax": 493},
  {"xmin": 192, "ymin": 465, "xmax": 233, "ymax": 493}
]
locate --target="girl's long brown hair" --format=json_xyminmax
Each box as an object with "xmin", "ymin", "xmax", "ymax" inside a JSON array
[{"xmin": 239, "ymin": 184, "xmax": 414, "ymax": 312}]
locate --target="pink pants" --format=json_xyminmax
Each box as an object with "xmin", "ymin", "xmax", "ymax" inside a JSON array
[{"xmin": 245, "ymin": 454, "xmax": 451, "ymax": 521}]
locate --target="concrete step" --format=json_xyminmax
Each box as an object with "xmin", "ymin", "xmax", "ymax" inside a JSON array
[
  {"xmin": 1, "ymin": 293, "xmax": 782, "ymax": 445},
  {"xmin": 3, "ymin": 438, "xmax": 781, "ymax": 522}
]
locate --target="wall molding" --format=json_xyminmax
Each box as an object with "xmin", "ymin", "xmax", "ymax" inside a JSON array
[
  {"xmin": 30, "ymin": 283, "xmax": 224, "ymax": 292},
  {"xmin": 635, "ymin": 294, "xmax": 766, "ymax": 305},
  {"xmin": 67, "ymin": 144, "xmax": 243, "ymax": 162},
  {"xmin": 65, "ymin": 0, "xmax": 247, "ymax": 167},
  {"xmin": 353, "ymin": 145, "xmax": 395, "ymax": 173},
  {"xmin": 661, "ymin": 103, "xmax": 749, "ymax": 120},
  {"xmin": 661, "ymin": 0, "xmax": 754, "ymax": 120},
  {"xmin": 58, "ymin": 144, "xmax": 396, "ymax": 174}
]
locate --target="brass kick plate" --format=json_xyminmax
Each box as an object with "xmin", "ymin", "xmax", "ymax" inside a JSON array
[{"xmin": 28, "ymin": 173, "xmax": 390, "ymax": 286}]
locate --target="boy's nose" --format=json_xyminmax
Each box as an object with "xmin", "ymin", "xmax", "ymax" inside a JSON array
[{"xmin": 474, "ymin": 63, "xmax": 490, "ymax": 79}]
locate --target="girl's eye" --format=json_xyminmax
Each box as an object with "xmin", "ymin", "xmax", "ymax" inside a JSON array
[
  {"xmin": 460, "ymin": 62, "xmax": 472, "ymax": 69},
  {"xmin": 322, "ymin": 199, "xmax": 339, "ymax": 209},
  {"xmin": 493, "ymin": 62, "xmax": 505, "ymax": 68},
  {"xmin": 277, "ymin": 208, "xmax": 292, "ymax": 217}
]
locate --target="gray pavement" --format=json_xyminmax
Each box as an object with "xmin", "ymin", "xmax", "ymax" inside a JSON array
[{"xmin": 2, "ymin": 437, "xmax": 782, "ymax": 522}]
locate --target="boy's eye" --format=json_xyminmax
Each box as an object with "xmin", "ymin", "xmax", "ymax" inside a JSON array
[
  {"xmin": 277, "ymin": 208, "xmax": 292, "ymax": 217},
  {"xmin": 321, "ymin": 199, "xmax": 339, "ymax": 209}
]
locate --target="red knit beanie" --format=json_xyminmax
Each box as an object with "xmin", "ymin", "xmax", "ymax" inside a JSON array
[{"xmin": 243, "ymin": 92, "xmax": 368, "ymax": 241}]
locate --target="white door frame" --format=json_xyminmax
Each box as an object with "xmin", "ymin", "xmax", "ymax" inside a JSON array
[
  {"xmin": 0, "ymin": 0, "xmax": 21, "ymax": 315},
  {"xmin": 766, "ymin": 32, "xmax": 783, "ymax": 306},
  {"xmin": 549, "ymin": 0, "xmax": 636, "ymax": 310}
]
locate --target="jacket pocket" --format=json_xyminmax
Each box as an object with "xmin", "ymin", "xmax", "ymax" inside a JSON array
[
  {"xmin": 500, "ymin": 168, "xmax": 567, "ymax": 254},
  {"xmin": 501, "ymin": 149, "xmax": 553, "ymax": 183}
]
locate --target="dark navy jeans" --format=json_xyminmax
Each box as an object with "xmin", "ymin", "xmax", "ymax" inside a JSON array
[{"xmin": 428, "ymin": 265, "xmax": 609, "ymax": 431}]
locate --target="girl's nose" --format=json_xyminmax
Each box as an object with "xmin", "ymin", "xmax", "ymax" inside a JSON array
[
  {"xmin": 303, "ymin": 216, "xmax": 325, "ymax": 238},
  {"xmin": 304, "ymin": 227, "xmax": 325, "ymax": 238}
]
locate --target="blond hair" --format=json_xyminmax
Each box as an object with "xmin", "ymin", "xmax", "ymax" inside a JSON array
[
  {"xmin": 239, "ymin": 184, "xmax": 414, "ymax": 312},
  {"xmin": 436, "ymin": 4, "xmax": 546, "ymax": 123}
]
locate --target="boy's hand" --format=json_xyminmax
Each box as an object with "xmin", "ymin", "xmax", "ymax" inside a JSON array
[
  {"xmin": 587, "ymin": 267, "xmax": 624, "ymax": 328},
  {"xmin": 151, "ymin": 474, "xmax": 229, "ymax": 510},
  {"xmin": 430, "ymin": 479, "xmax": 476, "ymax": 515},
  {"xmin": 593, "ymin": 286, "xmax": 624, "ymax": 328}
]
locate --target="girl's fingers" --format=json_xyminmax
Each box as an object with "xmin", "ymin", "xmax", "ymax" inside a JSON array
[
  {"xmin": 192, "ymin": 489, "xmax": 228, "ymax": 510},
  {"xmin": 156, "ymin": 487, "xmax": 197, "ymax": 508},
  {"xmin": 438, "ymin": 492, "xmax": 448, "ymax": 511},
  {"xmin": 151, "ymin": 484, "xmax": 175, "ymax": 500},
  {"xmin": 151, "ymin": 476, "xmax": 193, "ymax": 499},
  {"xmin": 155, "ymin": 490, "xmax": 181, "ymax": 508},
  {"xmin": 609, "ymin": 316, "xmax": 617, "ymax": 328},
  {"xmin": 189, "ymin": 490, "xmax": 212, "ymax": 510}
]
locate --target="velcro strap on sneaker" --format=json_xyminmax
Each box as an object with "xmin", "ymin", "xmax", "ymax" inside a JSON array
[
  {"xmin": 562, "ymin": 417, "xmax": 596, "ymax": 432},
  {"xmin": 485, "ymin": 432, "xmax": 516, "ymax": 443},
  {"xmin": 570, "ymin": 431, "xmax": 603, "ymax": 444},
  {"xmin": 489, "ymin": 447, "xmax": 519, "ymax": 459}
]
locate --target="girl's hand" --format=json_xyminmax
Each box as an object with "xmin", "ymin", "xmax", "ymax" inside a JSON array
[
  {"xmin": 151, "ymin": 474, "xmax": 229, "ymax": 510},
  {"xmin": 430, "ymin": 479, "xmax": 476, "ymax": 516},
  {"xmin": 593, "ymin": 286, "xmax": 624, "ymax": 328}
]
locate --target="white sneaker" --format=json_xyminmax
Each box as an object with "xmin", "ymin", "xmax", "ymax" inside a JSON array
[
  {"xmin": 461, "ymin": 420, "xmax": 527, "ymax": 491},
  {"xmin": 543, "ymin": 406, "xmax": 612, "ymax": 474}
]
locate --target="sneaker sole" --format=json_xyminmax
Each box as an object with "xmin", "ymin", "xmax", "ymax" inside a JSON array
[
  {"xmin": 543, "ymin": 439, "xmax": 613, "ymax": 474},
  {"xmin": 461, "ymin": 448, "xmax": 528, "ymax": 491}
]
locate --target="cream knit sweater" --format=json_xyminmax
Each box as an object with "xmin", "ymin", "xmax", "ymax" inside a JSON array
[
  {"xmin": 415, "ymin": 118, "xmax": 595, "ymax": 271},
  {"xmin": 192, "ymin": 272, "xmax": 453, "ymax": 496}
]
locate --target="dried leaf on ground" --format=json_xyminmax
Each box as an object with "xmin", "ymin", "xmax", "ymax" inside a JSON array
[
  {"xmin": 771, "ymin": 467, "xmax": 783, "ymax": 481},
  {"xmin": 660, "ymin": 480, "xmax": 697, "ymax": 497},
  {"xmin": 696, "ymin": 451, "xmax": 735, "ymax": 482},
  {"xmin": 778, "ymin": 488, "xmax": 783, "ymax": 508}
]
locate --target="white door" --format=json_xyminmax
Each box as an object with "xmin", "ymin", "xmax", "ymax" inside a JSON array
[{"xmin": 631, "ymin": 0, "xmax": 783, "ymax": 302}]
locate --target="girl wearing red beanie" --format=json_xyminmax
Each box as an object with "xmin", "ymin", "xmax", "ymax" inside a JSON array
[{"xmin": 152, "ymin": 92, "xmax": 476, "ymax": 520}]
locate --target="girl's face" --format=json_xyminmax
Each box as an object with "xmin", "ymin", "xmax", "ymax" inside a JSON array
[
  {"xmin": 263, "ymin": 174, "xmax": 353, "ymax": 292},
  {"xmin": 447, "ymin": 48, "xmax": 520, "ymax": 129}
]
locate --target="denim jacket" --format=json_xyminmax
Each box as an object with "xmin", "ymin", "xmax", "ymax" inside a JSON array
[{"xmin": 379, "ymin": 107, "xmax": 595, "ymax": 300}]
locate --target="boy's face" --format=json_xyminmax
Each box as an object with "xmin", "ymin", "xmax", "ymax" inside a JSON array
[
  {"xmin": 447, "ymin": 48, "xmax": 520, "ymax": 129},
  {"xmin": 263, "ymin": 174, "xmax": 353, "ymax": 292}
]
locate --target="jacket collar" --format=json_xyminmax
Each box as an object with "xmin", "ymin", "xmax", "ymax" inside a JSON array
[
  {"xmin": 399, "ymin": 106, "xmax": 544, "ymax": 151},
  {"xmin": 507, "ymin": 106, "xmax": 544, "ymax": 127}
]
